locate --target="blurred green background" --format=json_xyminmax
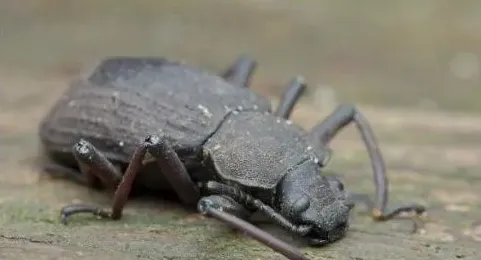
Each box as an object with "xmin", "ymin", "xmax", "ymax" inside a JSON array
[{"xmin": 2, "ymin": 0, "xmax": 481, "ymax": 112}]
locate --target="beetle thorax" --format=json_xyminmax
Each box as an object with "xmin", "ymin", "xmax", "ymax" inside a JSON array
[{"xmin": 203, "ymin": 111, "xmax": 325, "ymax": 191}]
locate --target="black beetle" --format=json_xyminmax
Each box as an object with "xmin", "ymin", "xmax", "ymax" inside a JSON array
[{"xmin": 38, "ymin": 55, "xmax": 426, "ymax": 260}]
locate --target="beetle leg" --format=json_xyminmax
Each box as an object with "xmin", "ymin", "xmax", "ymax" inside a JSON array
[
  {"xmin": 107, "ymin": 134, "xmax": 199, "ymax": 220},
  {"xmin": 60, "ymin": 135, "xmax": 200, "ymax": 223},
  {"xmin": 71, "ymin": 139, "xmax": 123, "ymax": 190},
  {"xmin": 142, "ymin": 135, "xmax": 200, "ymax": 205},
  {"xmin": 220, "ymin": 54, "xmax": 257, "ymax": 88},
  {"xmin": 309, "ymin": 104, "xmax": 426, "ymax": 223},
  {"xmin": 59, "ymin": 139, "xmax": 133, "ymax": 223},
  {"xmin": 202, "ymin": 181, "xmax": 312, "ymax": 236},
  {"xmin": 198, "ymin": 195, "xmax": 309, "ymax": 260},
  {"xmin": 347, "ymin": 192, "xmax": 425, "ymax": 233},
  {"xmin": 274, "ymin": 76, "xmax": 307, "ymax": 119},
  {"xmin": 198, "ymin": 195, "xmax": 252, "ymax": 221}
]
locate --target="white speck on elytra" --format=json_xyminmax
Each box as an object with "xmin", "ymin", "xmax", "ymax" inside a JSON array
[
  {"xmin": 197, "ymin": 104, "xmax": 213, "ymax": 118},
  {"xmin": 285, "ymin": 120, "xmax": 292, "ymax": 125},
  {"xmin": 118, "ymin": 141, "xmax": 125, "ymax": 147}
]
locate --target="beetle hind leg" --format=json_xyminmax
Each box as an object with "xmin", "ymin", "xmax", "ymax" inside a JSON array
[
  {"xmin": 309, "ymin": 104, "xmax": 426, "ymax": 226},
  {"xmin": 60, "ymin": 135, "xmax": 200, "ymax": 224},
  {"xmin": 71, "ymin": 139, "xmax": 123, "ymax": 190},
  {"xmin": 220, "ymin": 54, "xmax": 257, "ymax": 88},
  {"xmin": 60, "ymin": 139, "xmax": 125, "ymax": 224}
]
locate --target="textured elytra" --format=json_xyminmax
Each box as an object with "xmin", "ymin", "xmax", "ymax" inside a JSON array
[
  {"xmin": 39, "ymin": 57, "xmax": 272, "ymax": 163},
  {"xmin": 204, "ymin": 111, "xmax": 324, "ymax": 190}
]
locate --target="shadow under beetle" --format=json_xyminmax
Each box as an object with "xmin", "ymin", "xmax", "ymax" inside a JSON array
[{"xmin": 38, "ymin": 55, "xmax": 426, "ymax": 260}]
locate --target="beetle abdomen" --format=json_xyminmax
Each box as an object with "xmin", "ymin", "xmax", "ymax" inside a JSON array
[{"xmin": 39, "ymin": 57, "xmax": 272, "ymax": 164}]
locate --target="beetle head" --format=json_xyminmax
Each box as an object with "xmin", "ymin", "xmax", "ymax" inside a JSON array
[{"xmin": 278, "ymin": 160, "xmax": 354, "ymax": 245}]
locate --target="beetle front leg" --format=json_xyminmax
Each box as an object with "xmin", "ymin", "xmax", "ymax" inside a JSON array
[
  {"xmin": 60, "ymin": 135, "xmax": 200, "ymax": 223},
  {"xmin": 202, "ymin": 181, "xmax": 312, "ymax": 236},
  {"xmin": 220, "ymin": 54, "xmax": 257, "ymax": 88},
  {"xmin": 274, "ymin": 76, "xmax": 307, "ymax": 119},
  {"xmin": 198, "ymin": 195, "xmax": 252, "ymax": 221},
  {"xmin": 198, "ymin": 194, "xmax": 309, "ymax": 260},
  {"xmin": 309, "ymin": 104, "xmax": 426, "ymax": 223}
]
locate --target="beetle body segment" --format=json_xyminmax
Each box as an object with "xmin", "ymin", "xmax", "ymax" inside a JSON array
[
  {"xmin": 204, "ymin": 111, "xmax": 326, "ymax": 191},
  {"xmin": 39, "ymin": 58, "xmax": 272, "ymax": 191}
]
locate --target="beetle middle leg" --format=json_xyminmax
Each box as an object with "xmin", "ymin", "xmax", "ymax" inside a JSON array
[
  {"xmin": 60, "ymin": 135, "xmax": 200, "ymax": 223},
  {"xmin": 309, "ymin": 104, "xmax": 426, "ymax": 224},
  {"xmin": 220, "ymin": 54, "xmax": 257, "ymax": 88},
  {"xmin": 275, "ymin": 76, "xmax": 307, "ymax": 119}
]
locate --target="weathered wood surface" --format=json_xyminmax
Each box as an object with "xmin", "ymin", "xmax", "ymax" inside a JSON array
[
  {"xmin": 2, "ymin": 1, "xmax": 481, "ymax": 259},
  {"xmin": 0, "ymin": 72, "xmax": 480, "ymax": 260}
]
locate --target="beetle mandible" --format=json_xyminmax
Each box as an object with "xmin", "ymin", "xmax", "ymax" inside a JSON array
[{"xmin": 38, "ymin": 55, "xmax": 426, "ymax": 260}]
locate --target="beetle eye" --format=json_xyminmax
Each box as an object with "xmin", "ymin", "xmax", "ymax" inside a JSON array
[{"xmin": 292, "ymin": 195, "xmax": 310, "ymax": 214}]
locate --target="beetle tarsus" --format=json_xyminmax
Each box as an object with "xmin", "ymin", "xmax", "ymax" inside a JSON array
[
  {"xmin": 310, "ymin": 105, "xmax": 427, "ymax": 227},
  {"xmin": 373, "ymin": 204, "xmax": 426, "ymax": 221},
  {"xmin": 348, "ymin": 192, "xmax": 425, "ymax": 232},
  {"xmin": 60, "ymin": 203, "xmax": 111, "ymax": 224},
  {"xmin": 275, "ymin": 76, "xmax": 307, "ymax": 119},
  {"xmin": 220, "ymin": 54, "xmax": 257, "ymax": 88}
]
